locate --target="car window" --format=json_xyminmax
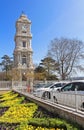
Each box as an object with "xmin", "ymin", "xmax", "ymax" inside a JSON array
[
  {"xmin": 74, "ymin": 82, "xmax": 84, "ymax": 91},
  {"xmin": 50, "ymin": 83, "xmax": 62, "ymax": 89},
  {"xmin": 62, "ymin": 82, "xmax": 84, "ymax": 91},
  {"xmin": 61, "ymin": 83, "xmax": 73, "ymax": 91},
  {"xmin": 54, "ymin": 83, "xmax": 62, "ymax": 87},
  {"xmin": 44, "ymin": 83, "xmax": 53, "ymax": 88},
  {"xmin": 50, "ymin": 86, "xmax": 54, "ymax": 89},
  {"xmin": 34, "ymin": 83, "xmax": 46, "ymax": 88},
  {"xmin": 70, "ymin": 83, "xmax": 76, "ymax": 91}
]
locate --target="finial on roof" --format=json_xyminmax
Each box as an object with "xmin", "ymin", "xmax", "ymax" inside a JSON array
[
  {"xmin": 20, "ymin": 11, "xmax": 27, "ymax": 18},
  {"xmin": 21, "ymin": 11, "xmax": 25, "ymax": 15}
]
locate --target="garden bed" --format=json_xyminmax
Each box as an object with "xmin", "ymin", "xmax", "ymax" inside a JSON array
[{"xmin": 0, "ymin": 91, "xmax": 83, "ymax": 130}]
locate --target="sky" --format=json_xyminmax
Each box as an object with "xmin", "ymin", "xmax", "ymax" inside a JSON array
[{"xmin": 1, "ymin": 0, "xmax": 84, "ymax": 67}]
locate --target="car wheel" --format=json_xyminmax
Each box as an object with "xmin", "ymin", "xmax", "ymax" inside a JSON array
[{"xmin": 42, "ymin": 91, "xmax": 51, "ymax": 99}]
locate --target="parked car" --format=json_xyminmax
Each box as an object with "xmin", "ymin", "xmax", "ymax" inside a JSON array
[
  {"xmin": 51, "ymin": 81, "xmax": 84, "ymax": 110},
  {"xmin": 34, "ymin": 81, "xmax": 67, "ymax": 98},
  {"xmin": 33, "ymin": 82, "xmax": 53, "ymax": 97},
  {"xmin": 33, "ymin": 83, "xmax": 46, "ymax": 91},
  {"xmin": 43, "ymin": 82, "xmax": 66, "ymax": 91}
]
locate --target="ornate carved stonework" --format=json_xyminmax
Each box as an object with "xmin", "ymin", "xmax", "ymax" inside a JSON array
[{"xmin": 13, "ymin": 14, "xmax": 34, "ymax": 82}]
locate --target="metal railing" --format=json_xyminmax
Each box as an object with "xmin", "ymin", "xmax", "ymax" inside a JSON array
[
  {"xmin": 0, "ymin": 81, "xmax": 84, "ymax": 112},
  {"xmin": 0, "ymin": 81, "xmax": 27, "ymax": 91},
  {"xmin": 0, "ymin": 81, "xmax": 12, "ymax": 90}
]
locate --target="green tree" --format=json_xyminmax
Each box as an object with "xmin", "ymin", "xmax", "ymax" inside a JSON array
[
  {"xmin": 0, "ymin": 55, "xmax": 13, "ymax": 80},
  {"xmin": 34, "ymin": 66, "xmax": 45, "ymax": 73},
  {"xmin": 34, "ymin": 65, "xmax": 46, "ymax": 80},
  {"xmin": 40, "ymin": 57, "xmax": 58, "ymax": 80}
]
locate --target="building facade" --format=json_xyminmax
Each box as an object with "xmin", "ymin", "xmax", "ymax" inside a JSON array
[{"xmin": 13, "ymin": 14, "xmax": 34, "ymax": 83}]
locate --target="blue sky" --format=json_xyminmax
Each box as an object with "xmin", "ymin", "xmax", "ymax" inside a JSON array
[{"xmin": 0, "ymin": 0, "xmax": 84, "ymax": 65}]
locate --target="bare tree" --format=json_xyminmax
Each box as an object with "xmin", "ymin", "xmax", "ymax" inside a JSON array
[{"xmin": 48, "ymin": 37, "xmax": 84, "ymax": 80}]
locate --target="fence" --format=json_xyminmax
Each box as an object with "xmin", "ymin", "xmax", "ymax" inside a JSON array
[
  {"xmin": 0, "ymin": 81, "xmax": 12, "ymax": 90},
  {"xmin": 0, "ymin": 81, "xmax": 84, "ymax": 111},
  {"xmin": 49, "ymin": 91, "xmax": 84, "ymax": 111},
  {"xmin": 0, "ymin": 81, "xmax": 28, "ymax": 91}
]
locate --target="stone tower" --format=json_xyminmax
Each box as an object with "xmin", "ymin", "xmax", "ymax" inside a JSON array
[{"xmin": 13, "ymin": 14, "xmax": 34, "ymax": 82}]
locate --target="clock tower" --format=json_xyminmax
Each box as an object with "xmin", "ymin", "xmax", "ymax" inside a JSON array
[{"xmin": 13, "ymin": 14, "xmax": 34, "ymax": 84}]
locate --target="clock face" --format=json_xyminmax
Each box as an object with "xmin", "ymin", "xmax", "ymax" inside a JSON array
[{"xmin": 22, "ymin": 24, "xmax": 27, "ymax": 31}]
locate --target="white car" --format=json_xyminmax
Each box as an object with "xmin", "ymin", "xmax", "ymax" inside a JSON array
[
  {"xmin": 33, "ymin": 82, "xmax": 66, "ymax": 97},
  {"xmin": 48, "ymin": 81, "xmax": 84, "ymax": 110},
  {"xmin": 33, "ymin": 83, "xmax": 52, "ymax": 97},
  {"xmin": 33, "ymin": 83, "xmax": 46, "ymax": 91}
]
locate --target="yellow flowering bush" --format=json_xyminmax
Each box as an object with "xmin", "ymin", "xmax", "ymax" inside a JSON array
[
  {"xmin": 0, "ymin": 91, "xmax": 81, "ymax": 130},
  {"xmin": 0, "ymin": 91, "xmax": 15, "ymax": 98},
  {"xmin": 0, "ymin": 93, "xmax": 18, "ymax": 101},
  {"xmin": 0, "ymin": 97, "xmax": 24, "ymax": 107},
  {"xmin": 0, "ymin": 103, "xmax": 38, "ymax": 123}
]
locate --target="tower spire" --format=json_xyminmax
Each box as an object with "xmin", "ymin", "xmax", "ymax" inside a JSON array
[{"xmin": 21, "ymin": 11, "xmax": 25, "ymax": 15}]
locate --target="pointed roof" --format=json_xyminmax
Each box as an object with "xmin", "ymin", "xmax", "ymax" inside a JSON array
[{"xmin": 17, "ymin": 13, "xmax": 31, "ymax": 23}]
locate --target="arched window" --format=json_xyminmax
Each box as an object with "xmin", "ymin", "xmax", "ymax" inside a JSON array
[
  {"xmin": 23, "ymin": 41, "xmax": 26, "ymax": 47},
  {"xmin": 22, "ymin": 55, "xmax": 26, "ymax": 65}
]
